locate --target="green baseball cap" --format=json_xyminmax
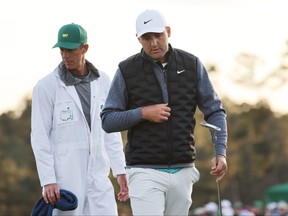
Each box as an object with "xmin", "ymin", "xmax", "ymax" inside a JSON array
[{"xmin": 53, "ymin": 23, "xmax": 87, "ymax": 49}]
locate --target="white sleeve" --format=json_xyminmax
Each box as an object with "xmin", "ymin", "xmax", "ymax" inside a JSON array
[
  {"xmin": 98, "ymin": 70, "xmax": 126, "ymax": 177},
  {"xmin": 104, "ymin": 131, "xmax": 126, "ymax": 177},
  {"xmin": 30, "ymin": 77, "xmax": 57, "ymax": 186}
]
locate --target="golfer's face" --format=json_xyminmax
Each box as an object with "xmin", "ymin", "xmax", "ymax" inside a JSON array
[{"xmin": 138, "ymin": 27, "xmax": 171, "ymax": 63}]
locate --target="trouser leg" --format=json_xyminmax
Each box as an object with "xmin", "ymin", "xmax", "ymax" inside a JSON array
[
  {"xmin": 126, "ymin": 167, "xmax": 200, "ymax": 216},
  {"xmin": 126, "ymin": 168, "xmax": 168, "ymax": 216},
  {"xmin": 164, "ymin": 167, "xmax": 200, "ymax": 216}
]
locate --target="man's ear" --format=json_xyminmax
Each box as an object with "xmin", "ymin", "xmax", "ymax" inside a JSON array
[
  {"xmin": 137, "ymin": 37, "xmax": 142, "ymax": 44},
  {"xmin": 82, "ymin": 44, "xmax": 89, "ymax": 53},
  {"xmin": 166, "ymin": 26, "xmax": 171, "ymax": 37}
]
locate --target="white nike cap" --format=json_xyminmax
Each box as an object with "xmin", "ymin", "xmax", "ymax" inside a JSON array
[{"xmin": 136, "ymin": 9, "xmax": 167, "ymax": 38}]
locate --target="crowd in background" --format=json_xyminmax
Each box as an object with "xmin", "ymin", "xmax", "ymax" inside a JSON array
[{"xmin": 192, "ymin": 199, "xmax": 288, "ymax": 216}]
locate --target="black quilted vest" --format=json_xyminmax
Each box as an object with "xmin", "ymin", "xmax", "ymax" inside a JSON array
[{"xmin": 119, "ymin": 47, "xmax": 198, "ymax": 166}]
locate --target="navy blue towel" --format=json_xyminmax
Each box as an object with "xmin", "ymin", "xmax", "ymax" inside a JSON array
[{"xmin": 31, "ymin": 189, "xmax": 78, "ymax": 216}]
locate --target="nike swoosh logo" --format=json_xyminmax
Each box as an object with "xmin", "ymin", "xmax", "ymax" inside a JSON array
[
  {"xmin": 177, "ymin": 70, "xmax": 185, "ymax": 74},
  {"xmin": 144, "ymin": 19, "xmax": 152, "ymax": 24}
]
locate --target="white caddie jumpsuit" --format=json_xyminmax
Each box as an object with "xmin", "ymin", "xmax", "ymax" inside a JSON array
[{"xmin": 31, "ymin": 67, "xmax": 126, "ymax": 215}]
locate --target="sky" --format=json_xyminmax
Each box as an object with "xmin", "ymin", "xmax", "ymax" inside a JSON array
[{"xmin": 1, "ymin": 0, "xmax": 288, "ymax": 115}]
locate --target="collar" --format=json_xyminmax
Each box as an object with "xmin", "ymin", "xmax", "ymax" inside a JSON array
[{"xmin": 58, "ymin": 60, "xmax": 100, "ymax": 86}]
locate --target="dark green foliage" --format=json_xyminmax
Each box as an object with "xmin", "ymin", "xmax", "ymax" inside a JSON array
[{"xmin": 0, "ymin": 99, "xmax": 42, "ymax": 215}]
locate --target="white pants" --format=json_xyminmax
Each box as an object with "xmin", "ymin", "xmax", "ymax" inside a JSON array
[{"xmin": 126, "ymin": 167, "xmax": 200, "ymax": 216}]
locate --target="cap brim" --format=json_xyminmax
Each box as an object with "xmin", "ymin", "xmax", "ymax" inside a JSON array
[
  {"xmin": 52, "ymin": 42, "xmax": 82, "ymax": 49},
  {"xmin": 136, "ymin": 27, "xmax": 165, "ymax": 38}
]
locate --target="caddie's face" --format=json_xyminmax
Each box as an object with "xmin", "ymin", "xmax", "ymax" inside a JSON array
[
  {"xmin": 138, "ymin": 26, "xmax": 171, "ymax": 63},
  {"xmin": 59, "ymin": 44, "xmax": 88, "ymax": 75}
]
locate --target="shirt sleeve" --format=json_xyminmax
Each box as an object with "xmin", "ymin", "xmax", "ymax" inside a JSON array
[
  {"xmin": 101, "ymin": 68, "xmax": 143, "ymax": 133},
  {"xmin": 196, "ymin": 57, "xmax": 228, "ymax": 156}
]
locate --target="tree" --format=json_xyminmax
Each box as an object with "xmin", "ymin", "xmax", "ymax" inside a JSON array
[{"xmin": 0, "ymin": 99, "xmax": 41, "ymax": 215}]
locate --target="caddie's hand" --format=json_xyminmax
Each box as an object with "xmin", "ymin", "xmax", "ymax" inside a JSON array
[
  {"xmin": 141, "ymin": 103, "xmax": 171, "ymax": 123},
  {"xmin": 210, "ymin": 155, "xmax": 228, "ymax": 182},
  {"xmin": 117, "ymin": 174, "xmax": 129, "ymax": 202},
  {"xmin": 42, "ymin": 183, "xmax": 60, "ymax": 205}
]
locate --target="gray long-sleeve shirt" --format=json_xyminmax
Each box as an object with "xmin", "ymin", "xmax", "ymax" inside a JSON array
[{"xmin": 101, "ymin": 56, "xmax": 227, "ymax": 157}]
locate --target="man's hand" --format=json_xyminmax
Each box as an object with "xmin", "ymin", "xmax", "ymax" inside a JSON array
[
  {"xmin": 42, "ymin": 183, "xmax": 60, "ymax": 205},
  {"xmin": 210, "ymin": 155, "xmax": 228, "ymax": 182},
  {"xmin": 141, "ymin": 104, "xmax": 171, "ymax": 123},
  {"xmin": 117, "ymin": 174, "xmax": 129, "ymax": 202}
]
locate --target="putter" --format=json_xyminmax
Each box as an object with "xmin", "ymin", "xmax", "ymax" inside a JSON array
[{"xmin": 200, "ymin": 122, "xmax": 222, "ymax": 216}]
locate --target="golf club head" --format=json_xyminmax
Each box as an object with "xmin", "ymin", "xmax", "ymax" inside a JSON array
[{"xmin": 200, "ymin": 122, "xmax": 221, "ymax": 132}]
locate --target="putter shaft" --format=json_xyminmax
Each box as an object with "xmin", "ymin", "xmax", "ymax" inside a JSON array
[{"xmin": 200, "ymin": 122, "xmax": 222, "ymax": 216}]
